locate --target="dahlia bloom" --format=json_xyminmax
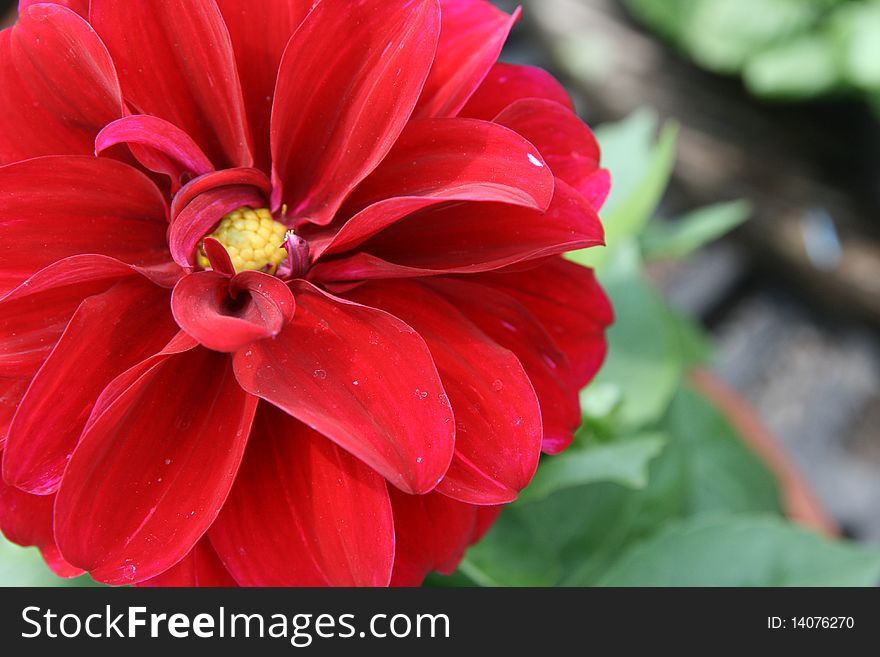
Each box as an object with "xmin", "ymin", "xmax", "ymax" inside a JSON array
[{"xmin": 0, "ymin": 0, "xmax": 612, "ymax": 586}]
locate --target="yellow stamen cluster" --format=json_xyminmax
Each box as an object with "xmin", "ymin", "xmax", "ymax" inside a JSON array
[{"xmin": 198, "ymin": 207, "xmax": 289, "ymax": 274}]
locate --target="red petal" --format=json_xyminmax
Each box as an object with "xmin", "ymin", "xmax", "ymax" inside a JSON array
[
  {"xmin": 310, "ymin": 179, "xmax": 604, "ymax": 283},
  {"xmin": 169, "ymin": 167, "xmax": 271, "ymax": 220},
  {"xmin": 461, "ymin": 62, "xmax": 575, "ymax": 120},
  {"xmin": 348, "ymin": 281, "xmax": 542, "ymax": 504},
  {"xmin": 216, "ymin": 0, "xmax": 315, "ymax": 172},
  {"xmin": 0, "ymin": 481, "xmax": 83, "ymax": 578},
  {"xmin": 389, "ymin": 488, "xmax": 477, "ymax": 586},
  {"xmin": 0, "ymin": 156, "xmax": 169, "ymax": 295},
  {"xmin": 233, "ymin": 280, "xmax": 454, "ymax": 495},
  {"xmin": 314, "ymin": 117, "xmax": 554, "ymax": 258},
  {"xmin": 168, "ymin": 185, "xmax": 267, "ymax": 269},
  {"xmin": 3, "ymin": 280, "xmax": 177, "ymax": 495},
  {"xmin": 172, "ymin": 270, "xmax": 295, "ymax": 353},
  {"xmin": 90, "ymin": 0, "xmax": 253, "ymax": 169},
  {"xmin": 54, "ymin": 348, "xmax": 257, "ymax": 585},
  {"xmin": 138, "ymin": 538, "xmax": 237, "ymax": 587},
  {"xmin": 18, "ymin": 1, "xmax": 89, "ymax": 18},
  {"xmin": 0, "ymin": 377, "xmax": 29, "ymax": 449},
  {"xmin": 494, "ymin": 99, "xmax": 610, "ymax": 209},
  {"xmin": 0, "ymin": 4, "xmax": 123, "ymax": 164},
  {"xmin": 0, "ymin": 255, "xmax": 138, "ymax": 377},
  {"xmin": 270, "ymin": 0, "xmax": 440, "ymax": 223},
  {"xmin": 428, "ymin": 277, "xmax": 580, "ymax": 454},
  {"xmin": 82, "ymin": 331, "xmax": 198, "ymax": 435},
  {"xmin": 476, "ymin": 258, "xmax": 613, "ymax": 388},
  {"xmin": 210, "ymin": 404, "xmax": 394, "ymax": 586},
  {"xmin": 344, "ymin": 118, "xmax": 553, "ymax": 214},
  {"xmin": 415, "ymin": 0, "xmax": 518, "ymax": 118},
  {"xmin": 96, "ymin": 115, "xmax": 215, "ymax": 191}
]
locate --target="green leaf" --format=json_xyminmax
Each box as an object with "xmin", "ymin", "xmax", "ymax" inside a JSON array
[
  {"xmin": 460, "ymin": 507, "xmax": 562, "ymax": 587},
  {"xmin": 586, "ymin": 243, "xmax": 686, "ymax": 428},
  {"xmin": 744, "ymin": 35, "xmax": 840, "ymax": 99},
  {"xmin": 832, "ymin": 2, "xmax": 880, "ymax": 91},
  {"xmin": 570, "ymin": 110, "xmax": 678, "ymax": 270},
  {"xmin": 519, "ymin": 434, "xmax": 667, "ymax": 502},
  {"xmin": 685, "ymin": 0, "xmax": 819, "ymax": 74},
  {"xmin": 640, "ymin": 200, "xmax": 752, "ymax": 260},
  {"xmin": 597, "ymin": 514, "xmax": 880, "ymax": 586},
  {"xmin": 665, "ymin": 385, "xmax": 781, "ymax": 516}
]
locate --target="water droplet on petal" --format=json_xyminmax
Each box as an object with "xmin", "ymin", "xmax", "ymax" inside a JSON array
[
  {"xmin": 313, "ymin": 369, "xmax": 327, "ymax": 380},
  {"xmin": 492, "ymin": 379, "xmax": 504, "ymax": 391}
]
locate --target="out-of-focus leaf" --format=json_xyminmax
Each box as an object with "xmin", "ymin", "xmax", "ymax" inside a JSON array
[
  {"xmin": 570, "ymin": 110, "xmax": 678, "ymax": 269},
  {"xmin": 519, "ymin": 434, "xmax": 667, "ymax": 502},
  {"xmin": 640, "ymin": 200, "xmax": 752, "ymax": 260},
  {"xmin": 744, "ymin": 36, "xmax": 840, "ymax": 99},
  {"xmin": 664, "ymin": 385, "xmax": 781, "ymax": 516},
  {"xmin": 586, "ymin": 242, "xmax": 686, "ymax": 429},
  {"xmin": 597, "ymin": 514, "xmax": 880, "ymax": 586},
  {"xmin": 685, "ymin": 0, "xmax": 819, "ymax": 73},
  {"xmin": 460, "ymin": 507, "xmax": 561, "ymax": 587},
  {"xmin": 832, "ymin": 2, "xmax": 880, "ymax": 91}
]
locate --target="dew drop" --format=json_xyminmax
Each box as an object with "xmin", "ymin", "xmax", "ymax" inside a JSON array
[
  {"xmin": 164, "ymin": 458, "xmax": 172, "ymax": 465},
  {"xmin": 492, "ymin": 379, "xmax": 504, "ymax": 391},
  {"xmin": 313, "ymin": 369, "xmax": 327, "ymax": 380}
]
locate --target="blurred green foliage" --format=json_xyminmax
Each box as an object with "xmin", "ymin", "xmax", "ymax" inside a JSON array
[
  {"xmin": 624, "ymin": 0, "xmax": 880, "ymax": 106},
  {"xmin": 429, "ymin": 110, "xmax": 880, "ymax": 587}
]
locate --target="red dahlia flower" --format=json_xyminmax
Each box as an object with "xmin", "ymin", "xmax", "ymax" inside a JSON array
[{"xmin": 0, "ymin": 0, "xmax": 612, "ymax": 586}]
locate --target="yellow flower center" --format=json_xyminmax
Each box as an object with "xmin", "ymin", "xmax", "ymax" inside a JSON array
[{"xmin": 198, "ymin": 207, "xmax": 289, "ymax": 274}]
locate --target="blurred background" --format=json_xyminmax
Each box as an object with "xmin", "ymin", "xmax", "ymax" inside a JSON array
[{"xmin": 494, "ymin": 0, "xmax": 880, "ymax": 542}]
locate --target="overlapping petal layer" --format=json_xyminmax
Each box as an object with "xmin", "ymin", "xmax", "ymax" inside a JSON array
[{"xmin": 0, "ymin": 0, "xmax": 611, "ymax": 588}]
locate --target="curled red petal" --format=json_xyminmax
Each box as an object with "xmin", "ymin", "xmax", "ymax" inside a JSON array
[
  {"xmin": 96, "ymin": 115, "xmax": 215, "ymax": 191},
  {"xmin": 168, "ymin": 185, "xmax": 267, "ymax": 269},
  {"xmin": 172, "ymin": 270, "xmax": 295, "ymax": 353},
  {"xmin": 415, "ymin": 0, "xmax": 518, "ymax": 118},
  {"xmin": 216, "ymin": 0, "xmax": 316, "ymax": 172},
  {"xmin": 210, "ymin": 404, "xmax": 395, "ymax": 587},
  {"xmin": 3, "ymin": 279, "xmax": 177, "ymax": 495},
  {"xmin": 170, "ymin": 167, "xmax": 271, "ymax": 221},
  {"xmin": 461, "ymin": 62, "xmax": 575, "ymax": 121},
  {"xmin": 54, "ymin": 347, "xmax": 258, "ymax": 585},
  {"xmin": 270, "ymin": 0, "xmax": 441, "ymax": 223},
  {"xmin": 0, "ymin": 156, "xmax": 169, "ymax": 295},
  {"xmin": 310, "ymin": 179, "xmax": 604, "ymax": 283},
  {"xmin": 348, "ymin": 281, "xmax": 542, "ymax": 505},
  {"xmin": 0, "ymin": 3, "xmax": 124, "ymax": 164},
  {"xmin": 90, "ymin": 0, "xmax": 253, "ymax": 169},
  {"xmin": 138, "ymin": 538, "xmax": 237, "ymax": 587},
  {"xmin": 232, "ymin": 280, "xmax": 455, "ymax": 495}
]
